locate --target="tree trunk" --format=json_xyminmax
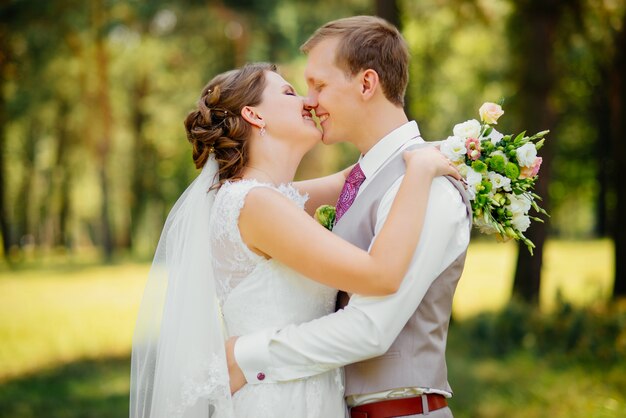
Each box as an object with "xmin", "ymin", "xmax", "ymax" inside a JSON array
[
  {"xmin": 375, "ymin": 0, "xmax": 401, "ymax": 28},
  {"xmin": 0, "ymin": 27, "xmax": 11, "ymax": 259},
  {"xmin": 52, "ymin": 98, "xmax": 73, "ymax": 248},
  {"xmin": 610, "ymin": 13, "xmax": 626, "ymax": 298},
  {"xmin": 592, "ymin": 85, "xmax": 610, "ymax": 237},
  {"xmin": 374, "ymin": 0, "xmax": 412, "ymax": 117},
  {"xmin": 0, "ymin": 95, "xmax": 9, "ymax": 259},
  {"xmin": 93, "ymin": 0, "xmax": 114, "ymax": 261},
  {"xmin": 15, "ymin": 124, "xmax": 39, "ymax": 249},
  {"xmin": 129, "ymin": 72, "xmax": 151, "ymax": 250},
  {"xmin": 509, "ymin": 0, "xmax": 564, "ymax": 304}
]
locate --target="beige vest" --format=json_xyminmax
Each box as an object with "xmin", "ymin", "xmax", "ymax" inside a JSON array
[{"xmin": 333, "ymin": 143, "xmax": 472, "ymax": 397}]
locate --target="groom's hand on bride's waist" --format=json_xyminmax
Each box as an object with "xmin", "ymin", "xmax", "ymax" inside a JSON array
[{"xmin": 226, "ymin": 336, "xmax": 247, "ymax": 394}]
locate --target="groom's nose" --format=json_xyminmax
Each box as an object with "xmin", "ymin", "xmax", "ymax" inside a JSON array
[{"xmin": 303, "ymin": 94, "xmax": 317, "ymax": 110}]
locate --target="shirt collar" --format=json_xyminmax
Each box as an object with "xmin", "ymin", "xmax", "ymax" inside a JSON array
[{"xmin": 359, "ymin": 120, "xmax": 422, "ymax": 179}]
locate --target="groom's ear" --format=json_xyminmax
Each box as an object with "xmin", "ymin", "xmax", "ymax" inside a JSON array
[
  {"xmin": 241, "ymin": 106, "xmax": 265, "ymax": 129},
  {"xmin": 359, "ymin": 69, "xmax": 380, "ymax": 101}
]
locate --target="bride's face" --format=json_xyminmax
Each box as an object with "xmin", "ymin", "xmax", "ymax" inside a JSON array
[{"xmin": 255, "ymin": 71, "xmax": 321, "ymax": 150}]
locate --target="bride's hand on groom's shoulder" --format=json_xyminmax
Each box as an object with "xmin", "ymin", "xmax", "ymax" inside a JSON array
[
  {"xmin": 225, "ymin": 336, "xmax": 248, "ymax": 394},
  {"xmin": 403, "ymin": 147, "xmax": 461, "ymax": 181}
]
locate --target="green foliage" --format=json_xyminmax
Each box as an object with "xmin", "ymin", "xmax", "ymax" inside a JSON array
[
  {"xmin": 459, "ymin": 297, "xmax": 626, "ymax": 364},
  {"xmin": 0, "ymin": 0, "xmax": 373, "ymax": 260},
  {"xmin": 447, "ymin": 327, "xmax": 626, "ymax": 418},
  {"xmin": 0, "ymin": 241, "xmax": 619, "ymax": 417},
  {"xmin": 1, "ymin": 0, "xmax": 625, "ymax": 262},
  {"xmin": 0, "ymin": 356, "xmax": 130, "ymax": 418}
]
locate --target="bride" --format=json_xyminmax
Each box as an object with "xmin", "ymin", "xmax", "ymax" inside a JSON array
[{"xmin": 130, "ymin": 62, "xmax": 459, "ymax": 418}]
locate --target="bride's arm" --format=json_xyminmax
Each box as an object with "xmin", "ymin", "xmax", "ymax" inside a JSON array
[
  {"xmin": 292, "ymin": 164, "xmax": 354, "ymax": 216},
  {"xmin": 239, "ymin": 148, "xmax": 459, "ymax": 296}
]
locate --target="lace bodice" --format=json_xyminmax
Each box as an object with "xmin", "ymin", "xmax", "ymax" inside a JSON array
[
  {"xmin": 207, "ymin": 180, "xmax": 345, "ymax": 417},
  {"xmin": 209, "ymin": 180, "xmax": 336, "ymax": 335}
]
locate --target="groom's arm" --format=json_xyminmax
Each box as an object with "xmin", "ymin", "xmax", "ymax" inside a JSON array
[
  {"xmin": 294, "ymin": 164, "xmax": 355, "ymax": 216},
  {"xmin": 232, "ymin": 177, "xmax": 469, "ymax": 385}
]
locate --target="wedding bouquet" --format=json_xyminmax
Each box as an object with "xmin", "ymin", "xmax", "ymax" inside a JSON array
[
  {"xmin": 314, "ymin": 103, "xmax": 547, "ymax": 254},
  {"xmin": 440, "ymin": 102, "xmax": 548, "ymax": 254}
]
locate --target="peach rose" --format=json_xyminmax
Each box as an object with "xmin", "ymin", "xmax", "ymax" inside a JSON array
[
  {"xmin": 479, "ymin": 102, "xmax": 504, "ymax": 124},
  {"xmin": 519, "ymin": 156, "xmax": 542, "ymax": 179}
]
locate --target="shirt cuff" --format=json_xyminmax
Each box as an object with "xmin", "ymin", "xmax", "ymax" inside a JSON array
[{"xmin": 234, "ymin": 328, "xmax": 277, "ymax": 384}]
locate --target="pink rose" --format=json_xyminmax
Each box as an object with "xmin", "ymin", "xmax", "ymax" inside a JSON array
[
  {"xmin": 519, "ymin": 156, "xmax": 542, "ymax": 179},
  {"xmin": 479, "ymin": 102, "xmax": 504, "ymax": 124},
  {"xmin": 466, "ymin": 137, "xmax": 481, "ymax": 160}
]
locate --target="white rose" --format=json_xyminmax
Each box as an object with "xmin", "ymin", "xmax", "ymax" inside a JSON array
[
  {"xmin": 511, "ymin": 213, "xmax": 531, "ymax": 232},
  {"xmin": 457, "ymin": 163, "xmax": 470, "ymax": 177},
  {"xmin": 507, "ymin": 193, "xmax": 532, "ymax": 215},
  {"xmin": 516, "ymin": 143, "xmax": 537, "ymax": 167},
  {"xmin": 453, "ymin": 119, "xmax": 481, "ymax": 139},
  {"xmin": 488, "ymin": 128, "xmax": 504, "ymax": 145},
  {"xmin": 475, "ymin": 217, "xmax": 498, "ymax": 234},
  {"xmin": 487, "ymin": 171, "xmax": 511, "ymax": 192},
  {"xmin": 466, "ymin": 167, "xmax": 483, "ymax": 200},
  {"xmin": 440, "ymin": 136, "xmax": 467, "ymax": 162}
]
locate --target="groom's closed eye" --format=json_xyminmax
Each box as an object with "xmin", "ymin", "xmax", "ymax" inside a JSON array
[{"xmin": 313, "ymin": 83, "xmax": 325, "ymax": 92}]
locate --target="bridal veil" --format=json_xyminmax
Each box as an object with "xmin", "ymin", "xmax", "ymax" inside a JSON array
[{"xmin": 130, "ymin": 156, "xmax": 235, "ymax": 418}]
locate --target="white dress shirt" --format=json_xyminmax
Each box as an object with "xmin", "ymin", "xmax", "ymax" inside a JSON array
[{"xmin": 234, "ymin": 120, "xmax": 470, "ymax": 402}]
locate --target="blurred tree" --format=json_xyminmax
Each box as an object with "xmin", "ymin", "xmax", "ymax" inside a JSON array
[
  {"xmin": 92, "ymin": 0, "xmax": 115, "ymax": 261},
  {"xmin": 576, "ymin": 1, "xmax": 626, "ymax": 298},
  {"xmin": 50, "ymin": 98, "xmax": 73, "ymax": 248},
  {"xmin": 0, "ymin": 19, "xmax": 11, "ymax": 259},
  {"xmin": 5, "ymin": 0, "xmax": 618, "ymax": 276},
  {"xmin": 607, "ymin": 11, "xmax": 626, "ymax": 298},
  {"xmin": 376, "ymin": 0, "xmax": 400, "ymax": 28},
  {"xmin": 509, "ymin": 0, "xmax": 580, "ymax": 304}
]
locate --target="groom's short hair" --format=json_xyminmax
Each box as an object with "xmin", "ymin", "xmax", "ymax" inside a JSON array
[{"xmin": 301, "ymin": 15, "xmax": 409, "ymax": 107}]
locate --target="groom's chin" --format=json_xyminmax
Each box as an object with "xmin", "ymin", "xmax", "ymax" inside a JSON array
[{"xmin": 320, "ymin": 133, "xmax": 338, "ymax": 145}]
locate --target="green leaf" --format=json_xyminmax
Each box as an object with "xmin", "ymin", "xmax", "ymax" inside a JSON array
[
  {"xmin": 513, "ymin": 131, "xmax": 526, "ymax": 144},
  {"xmin": 535, "ymin": 138, "xmax": 545, "ymax": 150}
]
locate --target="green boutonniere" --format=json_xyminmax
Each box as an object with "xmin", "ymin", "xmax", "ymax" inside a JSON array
[{"xmin": 314, "ymin": 205, "xmax": 336, "ymax": 231}]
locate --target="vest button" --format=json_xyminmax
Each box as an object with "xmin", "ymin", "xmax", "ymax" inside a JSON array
[{"xmin": 256, "ymin": 372, "xmax": 265, "ymax": 381}]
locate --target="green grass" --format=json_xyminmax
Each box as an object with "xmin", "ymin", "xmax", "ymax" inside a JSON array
[
  {"xmin": 0, "ymin": 356, "xmax": 130, "ymax": 418},
  {"xmin": 447, "ymin": 329, "xmax": 626, "ymax": 418},
  {"xmin": 0, "ymin": 239, "xmax": 620, "ymax": 417},
  {"xmin": 0, "ymin": 262, "xmax": 148, "ymax": 381},
  {"xmin": 454, "ymin": 239, "xmax": 614, "ymax": 318}
]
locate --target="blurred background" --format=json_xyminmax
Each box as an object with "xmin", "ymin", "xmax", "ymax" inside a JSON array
[{"xmin": 1, "ymin": 0, "xmax": 625, "ymax": 417}]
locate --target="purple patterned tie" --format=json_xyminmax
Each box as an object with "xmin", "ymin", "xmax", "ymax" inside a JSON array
[{"xmin": 335, "ymin": 163, "xmax": 366, "ymax": 223}]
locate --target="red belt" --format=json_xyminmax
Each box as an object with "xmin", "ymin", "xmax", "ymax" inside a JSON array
[{"xmin": 350, "ymin": 394, "xmax": 448, "ymax": 418}]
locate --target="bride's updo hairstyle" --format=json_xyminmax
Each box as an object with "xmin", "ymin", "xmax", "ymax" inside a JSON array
[{"xmin": 184, "ymin": 62, "xmax": 277, "ymax": 186}]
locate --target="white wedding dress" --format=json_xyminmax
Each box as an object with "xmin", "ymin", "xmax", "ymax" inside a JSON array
[{"xmin": 209, "ymin": 180, "xmax": 346, "ymax": 418}]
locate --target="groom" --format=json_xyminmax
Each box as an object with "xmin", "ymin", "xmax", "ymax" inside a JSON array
[{"xmin": 227, "ymin": 16, "xmax": 471, "ymax": 417}]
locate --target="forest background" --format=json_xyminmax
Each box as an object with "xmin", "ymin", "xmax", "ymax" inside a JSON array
[{"xmin": 1, "ymin": 0, "xmax": 625, "ymax": 417}]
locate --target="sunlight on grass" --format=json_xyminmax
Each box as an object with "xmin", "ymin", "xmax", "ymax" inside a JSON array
[
  {"xmin": 454, "ymin": 239, "xmax": 614, "ymax": 319},
  {"xmin": 0, "ymin": 263, "xmax": 149, "ymax": 381},
  {"xmin": 0, "ymin": 239, "xmax": 615, "ymax": 382},
  {"xmin": 447, "ymin": 336, "xmax": 626, "ymax": 418}
]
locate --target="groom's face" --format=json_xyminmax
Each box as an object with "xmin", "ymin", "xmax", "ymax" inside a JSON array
[{"xmin": 304, "ymin": 38, "xmax": 363, "ymax": 145}]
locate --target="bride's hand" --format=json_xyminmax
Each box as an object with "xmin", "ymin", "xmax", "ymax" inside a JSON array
[{"xmin": 403, "ymin": 147, "xmax": 462, "ymax": 180}]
